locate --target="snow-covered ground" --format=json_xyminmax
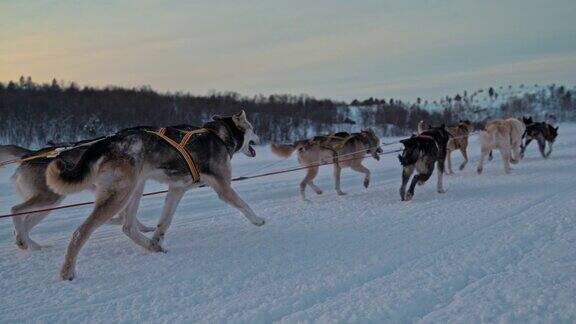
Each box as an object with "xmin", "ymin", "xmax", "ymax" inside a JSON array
[{"xmin": 1, "ymin": 125, "xmax": 576, "ymax": 323}]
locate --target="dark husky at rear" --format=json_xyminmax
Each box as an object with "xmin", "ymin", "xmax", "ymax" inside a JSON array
[
  {"xmin": 520, "ymin": 117, "xmax": 558, "ymax": 159},
  {"xmin": 398, "ymin": 125, "xmax": 450, "ymax": 201}
]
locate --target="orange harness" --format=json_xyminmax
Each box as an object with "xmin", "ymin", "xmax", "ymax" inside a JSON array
[{"xmin": 145, "ymin": 128, "xmax": 209, "ymax": 183}]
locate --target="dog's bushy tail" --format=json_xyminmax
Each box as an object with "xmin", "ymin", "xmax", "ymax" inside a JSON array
[
  {"xmin": 270, "ymin": 143, "xmax": 296, "ymax": 158},
  {"xmin": 0, "ymin": 145, "xmax": 32, "ymax": 162},
  {"xmin": 46, "ymin": 139, "xmax": 110, "ymax": 195}
]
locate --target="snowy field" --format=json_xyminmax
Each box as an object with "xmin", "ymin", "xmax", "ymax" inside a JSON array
[{"xmin": 1, "ymin": 124, "xmax": 576, "ymax": 323}]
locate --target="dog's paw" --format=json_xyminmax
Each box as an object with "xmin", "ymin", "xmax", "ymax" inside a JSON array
[
  {"xmin": 363, "ymin": 179, "xmax": 370, "ymax": 188},
  {"xmin": 314, "ymin": 189, "xmax": 323, "ymax": 195},
  {"xmin": 60, "ymin": 265, "xmax": 75, "ymax": 281},
  {"xmin": 15, "ymin": 239, "xmax": 28, "ymax": 250},
  {"xmin": 404, "ymin": 193, "xmax": 413, "ymax": 201},
  {"xmin": 252, "ymin": 218, "xmax": 266, "ymax": 226},
  {"xmin": 437, "ymin": 189, "xmax": 447, "ymax": 194},
  {"xmin": 459, "ymin": 164, "xmax": 466, "ymax": 171},
  {"xmin": 337, "ymin": 191, "xmax": 348, "ymax": 196},
  {"xmin": 476, "ymin": 167, "xmax": 483, "ymax": 174},
  {"xmin": 148, "ymin": 240, "xmax": 167, "ymax": 253}
]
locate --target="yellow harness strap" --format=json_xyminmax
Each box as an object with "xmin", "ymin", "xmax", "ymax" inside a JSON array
[
  {"xmin": 329, "ymin": 134, "xmax": 353, "ymax": 151},
  {"xmin": 146, "ymin": 128, "xmax": 209, "ymax": 183}
]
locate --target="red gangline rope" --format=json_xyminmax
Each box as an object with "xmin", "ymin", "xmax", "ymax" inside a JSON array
[{"xmin": 0, "ymin": 147, "xmax": 403, "ymax": 219}]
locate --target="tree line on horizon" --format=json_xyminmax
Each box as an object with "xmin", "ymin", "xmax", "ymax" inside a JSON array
[{"xmin": 0, "ymin": 77, "xmax": 573, "ymax": 147}]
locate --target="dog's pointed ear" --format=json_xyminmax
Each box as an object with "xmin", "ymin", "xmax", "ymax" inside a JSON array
[
  {"xmin": 211, "ymin": 114, "xmax": 223, "ymax": 121},
  {"xmin": 234, "ymin": 110, "xmax": 247, "ymax": 120},
  {"xmin": 555, "ymin": 126, "xmax": 559, "ymax": 131}
]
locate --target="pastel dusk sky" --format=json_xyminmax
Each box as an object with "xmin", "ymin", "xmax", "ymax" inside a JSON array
[{"xmin": 1, "ymin": 0, "xmax": 575, "ymax": 101}]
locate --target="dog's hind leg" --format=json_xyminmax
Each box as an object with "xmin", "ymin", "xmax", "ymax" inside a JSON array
[
  {"xmin": 510, "ymin": 140, "xmax": 521, "ymax": 164},
  {"xmin": 498, "ymin": 145, "xmax": 512, "ymax": 174},
  {"xmin": 436, "ymin": 162, "xmax": 446, "ymax": 193},
  {"xmin": 300, "ymin": 167, "xmax": 321, "ymax": 201},
  {"xmin": 205, "ymin": 175, "xmax": 265, "ymax": 226},
  {"xmin": 446, "ymin": 150, "xmax": 454, "ymax": 174},
  {"xmin": 351, "ymin": 162, "xmax": 370, "ymax": 189},
  {"xmin": 333, "ymin": 165, "xmax": 346, "ymax": 196},
  {"xmin": 60, "ymin": 163, "xmax": 137, "ymax": 281},
  {"xmin": 11, "ymin": 194, "xmax": 62, "ymax": 250},
  {"xmin": 400, "ymin": 165, "xmax": 414, "ymax": 201},
  {"xmin": 477, "ymin": 145, "xmax": 491, "ymax": 174},
  {"xmin": 459, "ymin": 147, "xmax": 469, "ymax": 171},
  {"xmin": 306, "ymin": 167, "xmax": 323, "ymax": 196},
  {"xmin": 151, "ymin": 186, "xmax": 185, "ymax": 246}
]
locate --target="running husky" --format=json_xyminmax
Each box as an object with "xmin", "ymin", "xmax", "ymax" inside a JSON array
[
  {"xmin": 398, "ymin": 124, "xmax": 450, "ymax": 201},
  {"xmin": 476, "ymin": 118, "xmax": 525, "ymax": 174},
  {"xmin": 46, "ymin": 111, "xmax": 263, "ymax": 280},
  {"xmin": 520, "ymin": 117, "xmax": 558, "ymax": 159},
  {"xmin": 417, "ymin": 120, "xmax": 473, "ymax": 174},
  {"xmin": 1, "ymin": 136, "xmax": 156, "ymax": 250},
  {"xmin": 270, "ymin": 129, "xmax": 382, "ymax": 201},
  {"xmin": 445, "ymin": 120, "xmax": 473, "ymax": 174}
]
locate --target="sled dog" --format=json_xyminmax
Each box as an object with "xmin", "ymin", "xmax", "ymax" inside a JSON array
[
  {"xmin": 520, "ymin": 117, "xmax": 558, "ymax": 159},
  {"xmin": 270, "ymin": 129, "xmax": 382, "ymax": 201},
  {"xmin": 398, "ymin": 124, "xmax": 450, "ymax": 201},
  {"xmin": 445, "ymin": 120, "xmax": 473, "ymax": 174},
  {"xmin": 1, "ymin": 133, "xmax": 160, "ymax": 250},
  {"xmin": 477, "ymin": 118, "xmax": 525, "ymax": 174},
  {"xmin": 46, "ymin": 111, "xmax": 263, "ymax": 280}
]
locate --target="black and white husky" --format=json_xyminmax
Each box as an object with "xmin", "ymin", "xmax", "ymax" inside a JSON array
[
  {"xmin": 520, "ymin": 117, "xmax": 558, "ymax": 158},
  {"xmin": 398, "ymin": 125, "xmax": 450, "ymax": 201},
  {"xmin": 45, "ymin": 111, "xmax": 263, "ymax": 280}
]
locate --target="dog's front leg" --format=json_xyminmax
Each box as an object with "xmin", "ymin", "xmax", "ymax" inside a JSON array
[
  {"xmin": 333, "ymin": 165, "xmax": 346, "ymax": 196},
  {"xmin": 400, "ymin": 165, "xmax": 414, "ymax": 201},
  {"xmin": 151, "ymin": 186, "xmax": 186, "ymax": 245},
  {"xmin": 545, "ymin": 141, "xmax": 553, "ymax": 157},
  {"xmin": 205, "ymin": 175, "xmax": 265, "ymax": 226},
  {"xmin": 220, "ymin": 186, "xmax": 265, "ymax": 226},
  {"xmin": 538, "ymin": 138, "xmax": 547, "ymax": 158},
  {"xmin": 436, "ymin": 162, "xmax": 446, "ymax": 193}
]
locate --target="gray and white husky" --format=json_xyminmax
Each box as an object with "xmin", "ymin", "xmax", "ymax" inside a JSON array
[
  {"xmin": 1, "ymin": 133, "xmax": 162, "ymax": 251},
  {"xmin": 270, "ymin": 129, "xmax": 382, "ymax": 201},
  {"xmin": 45, "ymin": 111, "xmax": 263, "ymax": 280}
]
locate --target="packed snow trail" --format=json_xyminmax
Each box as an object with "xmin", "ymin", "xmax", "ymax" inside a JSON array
[{"xmin": 0, "ymin": 125, "xmax": 575, "ymax": 323}]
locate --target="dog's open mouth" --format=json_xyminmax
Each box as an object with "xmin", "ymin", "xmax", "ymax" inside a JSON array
[{"xmin": 248, "ymin": 141, "xmax": 256, "ymax": 157}]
